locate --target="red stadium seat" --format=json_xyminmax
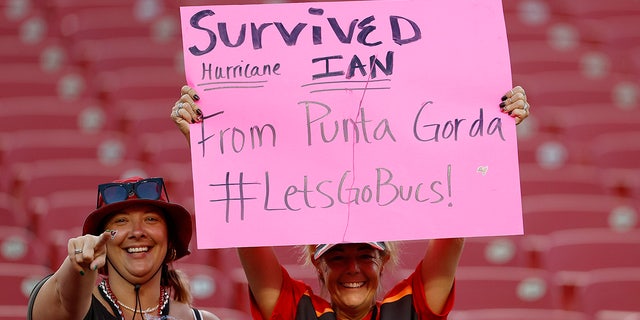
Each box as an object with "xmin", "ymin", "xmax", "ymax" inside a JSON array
[
  {"xmin": 554, "ymin": 0, "xmax": 640, "ymax": 20},
  {"xmin": 523, "ymin": 194, "xmax": 638, "ymax": 235},
  {"xmin": 0, "ymin": 305, "xmax": 28, "ymax": 320},
  {"xmin": 563, "ymin": 115, "xmax": 640, "ymax": 148},
  {"xmin": 31, "ymin": 189, "xmax": 94, "ymax": 242},
  {"xmin": 3, "ymin": 130, "xmax": 139, "ymax": 168},
  {"xmin": 0, "ymin": 97, "xmax": 114, "ymax": 136},
  {"xmin": 0, "ymin": 192, "xmax": 28, "ymax": 228},
  {"xmin": 541, "ymin": 228, "xmax": 640, "ymax": 273},
  {"xmin": 0, "ymin": 262, "xmax": 52, "ymax": 305},
  {"xmin": 0, "ymin": 226, "xmax": 48, "ymax": 266},
  {"xmin": 451, "ymin": 308, "xmax": 588, "ymax": 320},
  {"xmin": 69, "ymin": 38, "xmax": 182, "ymax": 75},
  {"xmin": 596, "ymin": 310, "xmax": 640, "ymax": 320},
  {"xmin": 578, "ymin": 268, "xmax": 640, "ymax": 317},
  {"xmin": 9, "ymin": 159, "xmax": 147, "ymax": 225},
  {"xmin": 0, "ymin": 63, "xmax": 88, "ymax": 100},
  {"xmin": 55, "ymin": 7, "xmax": 152, "ymax": 41},
  {"xmin": 456, "ymin": 236, "xmax": 529, "ymax": 268},
  {"xmin": 538, "ymin": 228, "xmax": 640, "ymax": 309},
  {"xmin": 0, "ymin": 36, "xmax": 68, "ymax": 68},
  {"xmin": 519, "ymin": 164, "xmax": 605, "ymax": 197},
  {"xmin": 171, "ymin": 262, "xmax": 235, "ymax": 309},
  {"xmin": 453, "ymin": 266, "xmax": 558, "ymax": 310},
  {"xmin": 591, "ymin": 131, "xmax": 640, "ymax": 170},
  {"xmin": 94, "ymin": 65, "xmax": 185, "ymax": 104}
]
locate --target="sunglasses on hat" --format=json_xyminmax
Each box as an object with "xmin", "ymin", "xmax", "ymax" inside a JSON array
[{"xmin": 96, "ymin": 177, "xmax": 169, "ymax": 208}]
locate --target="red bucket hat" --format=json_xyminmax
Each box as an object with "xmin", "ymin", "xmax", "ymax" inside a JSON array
[{"xmin": 82, "ymin": 176, "xmax": 192, "ymax": 260}]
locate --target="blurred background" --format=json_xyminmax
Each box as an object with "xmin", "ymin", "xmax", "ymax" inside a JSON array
[{"xmin": 0, "ymin": 0, "xmax": 638, "ymax": 319}]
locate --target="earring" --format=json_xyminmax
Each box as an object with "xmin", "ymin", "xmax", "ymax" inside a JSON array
[{"xmin": 165, "ymin": 248, "xmax": 177, "ymax": 262}]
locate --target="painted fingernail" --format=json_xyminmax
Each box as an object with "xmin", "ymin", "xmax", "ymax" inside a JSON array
[
  {"xmin": 196, "ymin": 109, "xmax": 202, "ymax": 116},
  {"xmin": 80, "ymin": 270, "xmax": 85, "ymax": 276},
  {"xmin": 501, "ymin": 95, "xmax": 507, "ymax": 101},
  {"xmin": 499, "ymin": 102, "xmax": 506, "ymax": 108},
  {"xmin": 193, "ymin": 94, "xmax": 200, "ymax": 101},
  {"xmin": 92, "ymin": 265, "xmax": 98, "ymax": 271}
]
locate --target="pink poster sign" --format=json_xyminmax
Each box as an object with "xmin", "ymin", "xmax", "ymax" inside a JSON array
[{"xmin": 180, "ymin": 0, "xmax": 523, "ymax": 249}]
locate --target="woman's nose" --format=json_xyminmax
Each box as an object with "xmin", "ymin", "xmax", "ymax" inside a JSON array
[
  {"xmin": 128, "ymin": 219, "xmax": 145, "ymax": 237},
  {"xmin": 345, "ymin": 257, "xmax": 360, "ymax": 273}
]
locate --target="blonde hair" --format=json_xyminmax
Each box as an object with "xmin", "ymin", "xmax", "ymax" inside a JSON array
[{"xmin": 163, "ymin": 266, "xmax": 193, "ymax": 304}]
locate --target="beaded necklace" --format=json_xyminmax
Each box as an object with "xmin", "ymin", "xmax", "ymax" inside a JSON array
[{"xmin": 99, "ymin": 278, "xmax": 169, "ymax": 319}]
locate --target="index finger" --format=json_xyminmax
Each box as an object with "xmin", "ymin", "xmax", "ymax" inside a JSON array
[{"xmin": 95, "ymin": 230, "xmax": 112, "ymax": 247}]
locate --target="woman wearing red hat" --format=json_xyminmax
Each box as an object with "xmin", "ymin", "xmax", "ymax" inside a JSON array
[
  {"xmin": 170, "ymin": 85, "xmax": 530, "ymax": 320},
  {"xmin": 28, "ymin": 176, "xmax": 220, "ymax": 320}
]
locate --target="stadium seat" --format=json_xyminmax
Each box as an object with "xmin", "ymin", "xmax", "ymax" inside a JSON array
[
  {"xmin": 0, "ymin": 226, "xmax": 48, "ymax": 266},
  {"xmin": 0, "ymin": 262, "xmax": 52, "ymax": 305},
  {"xmin": 514, "ymin": 70, "xmax": 623, "ymax": 107},
  {"xmin": 4, "ymin": 130, "xmax": 139, "ymax": 169},
  {"xmin": 30, "ymin": 189, "xmax": 94, "ymax": 243},
  {"xmin": 553, "ymin": 0, "xmax": 640, "ymax": 20},
  {"xmin": 538, "ymin": 228, "xmax": 640, "ymax": 309},
  {"xmin": 578, "ymin": 267, "xmax": 640, "ymax": 317},
  {"xmin": 172, "ymin": 262, "xmax": 235, "ymax": 309},
  {"xmin": 0, "ymin": 305, "xmax": 28, "ymax": 320},
  {"xmin": 0, "ymin": 193, "xmax": 28, "ymax": 228},
  {"xmin": 541, "ymin": 228, "xmax": 640, "ymax": 273},
  {"xmin": 563, "ymin": 114, "xmax": 640, "ymax": 148},
  {"xmin": 54, "ymin": 7, "xmax": 153, "ymax": 41},
  {"xmin": 9, "ymin": 159, "xmax": 147, "ymax": 224},
  {"xmin": 137, "ymin": 132, "xmax": 193, "ymax": 168},
  {"xmin": 516, "ymin": 133, "xmax": 584, "ymax": 169},
  {"xmin": 0, "ymin": 63, "xmax": 87, "ymax": 100},
  {"xmin": 458, "ymin": 236, "xmax": 529, "ymax": 268},
  {"xmin": 522, "ymin": 192, "xmax": 638, "ymax": 232},
  {"xmin": 591, "ymin": 131, "xmax": 640, "ymax": 170},
  {"xmin": 0, "ymin": 97, "xmax": 114, "ymax": 136},
  {"xmin": 0, "ymin": 35, "xmax": 68, "ymax": 69},
  {"xmin": 93, "ymin": 65, "xmax": 185, "ymax": 104},
  {"xmin": 453, "ymin": 266, "xmax": 558, "ymax": 310},
  {"xmin": 519, "ymin": 164, "xmax": 605, "ymax": 196},
  {"xmin": 119, "ymin": 101, "xmax": 189, "ymax": 137},
  {"xmin": 509, "ymin": 40, "xmax": 584, "ymax": 74},
  {"xmin": 69, "ymin": 38, "xmax": 182, "ymax": 75},
  {"xmin": 596, "ymin": 310, "xmax": 640, "ymax": 320},
  {"xmin": 450, "ymin": 308, "xmax": 588, "ymax": 320}
]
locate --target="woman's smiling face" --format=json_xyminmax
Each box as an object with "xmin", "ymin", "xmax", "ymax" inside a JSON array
[
  {"xmin": 103, "ymin": 204, "xmax": 168, "ymax": 282},
  {"xmin": 315, "ymin": 243, "xmax": 387, "ymax": 318}
]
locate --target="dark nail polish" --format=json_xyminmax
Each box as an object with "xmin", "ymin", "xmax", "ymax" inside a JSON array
[
  {"xmin": 499, "ymin": 102, "xmax": 506, "ymax": 108},
  {"xmin": 501, "ymin": 95, "xmax": 507, "ymax": 101},
  {"xmin": 191, "ymin": 119, "xmax": 195, "ymax": 124},
  {"xmin": 196, "ymin": 109, "xmax": 202, "ymax": 116},
  {"xmin": 193, "ymin": 94, "xmax": 200, "ymax": 101},
  {"xmin": 79, "ymin": 270, "xmax": 85, "ymax": 276}
]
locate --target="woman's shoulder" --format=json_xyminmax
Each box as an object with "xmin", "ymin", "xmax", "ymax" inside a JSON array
[
  {"xmin": 169, "ymin": 300, "xmax": 220, "ymax": 320},
  {"xmin": 199, "ymin": 309, "xmax": 221, "ymax": 320}
]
